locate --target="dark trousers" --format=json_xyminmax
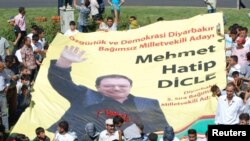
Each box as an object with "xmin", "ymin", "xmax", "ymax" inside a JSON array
[
  {"xmin": 240, "ymin": 0, "xmax": 246, "ymax": 9},
  {"xmin": 6, "ymin": 87, "xmax": 17, "ymax": 125}
]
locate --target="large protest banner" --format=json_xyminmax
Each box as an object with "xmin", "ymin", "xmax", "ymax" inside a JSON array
[{"xmin": 11, "ymin": 13, "xmax": 226, "ymax": 139}]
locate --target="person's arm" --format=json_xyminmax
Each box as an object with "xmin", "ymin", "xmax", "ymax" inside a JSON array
[
  {"xmin": 13, "ymin": 32, "xmax": 21, "ymax": 46},
  {"xmin": 5, "ymin": 48, "xmax": 10, "ymax": 56},
  {"xmin": 113, "ymin": 5, "xmax": 118, "ymax": 24},
  {"xmin": 119, "ymin": 0, "xmax": 125, "ymax": 6},
  {"xmin": 48, "ymin": 46, "xmax": 88, "ymax": 101},
  {"xmin": 215, "ymin": 98, "xmax": 221, "ymax": 124}
]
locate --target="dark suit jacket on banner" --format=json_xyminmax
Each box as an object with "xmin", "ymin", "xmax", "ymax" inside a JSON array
[{"xmin": 48, "ymin": 60, "xmax": 168, "ymax": 137}]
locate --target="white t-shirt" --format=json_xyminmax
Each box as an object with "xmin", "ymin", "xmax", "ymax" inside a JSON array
[
  {"xmin": 99, "ymin": 22, "xmax": 108, "ymax": 30},
  {"xmin": 54, "ymin": 131, "xmax": 76, "ymax": 141},
  {"xmin": 64, "ymin": 29, "xmax": 79, "ymax": 36},
  {"xmin": 107, "ymin": 23, "xmax": 117, "ymax": 31},
  {"xmin": 99, "ymin": 130, "xmax": 119, "ymax": 141},
  {"xmin": 15, "ymin": 49, "xmax": 22, "ymax": 63}
]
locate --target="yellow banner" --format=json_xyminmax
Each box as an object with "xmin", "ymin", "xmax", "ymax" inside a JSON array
[{"xmin": 12, "ymin": 13, "xmax": 226, "ymax": 139}]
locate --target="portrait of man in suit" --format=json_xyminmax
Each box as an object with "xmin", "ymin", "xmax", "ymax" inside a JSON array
[{"xmin": 48, "ymin": 46, "xmax": 168, "ymax": 136}]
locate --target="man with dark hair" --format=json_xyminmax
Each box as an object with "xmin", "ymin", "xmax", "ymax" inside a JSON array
[
  {"xmin": 34, "ymin": 127, "xmax": 50, "ymax": 141},
  {"xmin": 215, "ymin": 82, "xmax": 245, "ymax": 125},
  {"xmin": 14, "ymin": 7, "xmax": 27, "ymax": 36},
  {"xmin": 232, "ymin": 71, "xmax": 242, "ymax": 92},
  {"xmin": 53, "ymin": 120, "xmax": 77, "ymax": 141},
  {"xmin": 113, "ymin": 115, "xmax": 124, "ymax": 128},
  {"xmin": 48, "ymin": 46, "xmax": 168, "ymax": 137},
  {"xmin": 187, "ymin": 129, "xmax": 199, "ymax": 141},
  {"xmin": 8, "ymin": 16, "xmax": 23, "ymax": 52},
  {"xmin": 210, "ymin": 85, "xmax": 226, "ymax": 97},
  {"xmin": 128, "ymin": 16, "xmax": 139, "ymax": 30},
  {"xmin": 239, "ymin": 113, "xmax": 250, "ymax": 125},
  {"xmin": 227, "ymin": 55, "xmax": 240, "ymax": 82},
  {"xmin": 64, "ymin": 21, "xmax": 79, "ymax": 36},
  {"xmin": 148, "ymin": 133, "xmax": 158, "ymax": 141}
]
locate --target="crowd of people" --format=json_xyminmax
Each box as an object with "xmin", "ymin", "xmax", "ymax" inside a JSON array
[{"xmin": 0, "ymin": 0, "xmax": 250, "ymax": 141}]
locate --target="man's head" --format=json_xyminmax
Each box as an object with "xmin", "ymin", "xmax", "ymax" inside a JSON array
[
  {"xmin": 226, "ymin": 82, "xmax": 236, "ymax": 100},
  {"xmin": 21, "ymin": 74, "xmax": 31, "ymax": 85},
  {"xmin": 148, "ymin": 133, "xmax": 158, "ymax": 141},
  {"xmin": 69, "ymin": 21, "xmax": 76, "ymax": 31},
  {"xmin": 85, "ymin": 122, "xmax": 98, "ymax": 137},
  {"xmin": 35, "ymin": 127, "xmax": 46, "ymax": 139},
  {"xmin": 95, "ymin": 16, "xmax": 104, "ymax": 24},
  {"xmin": 232, "ymin": 71, "xmax": 240, "ymax": 81},
  {"xmin": 5, "ymin": 55, "xmax": 14, "ymax": 68},
  {"xmin": 19, "ymin": 7, "xmax": 25, "ymax": 15},
  {"xmin": 210, "ymin": 85, "xmax": 221, "ymax": 97},
  {"xmin": 229, "ymin": 29, "xmax": 238, "ymax": 42},
  {"xmin": 57, "ymin": 120, "xmax": 69, "ymax": 134},
  {"xmin": 239, "ymin": 27, "xmax": 248, "ymax": 38},
  {"xmin": 32, "ymin": 34, "xmax": 39, "ymax": 44},
  {"xmin": 24, "ymin": 37, "xmax": 31, "ymax": 46},
  {"xmin": 187, "ymin": 129, "xmax": 197, "ymax": 141},
  {"xmin": 230, "ymin": 55, "xmax": 238, "ymax": 66},
  {"xmin": 105, "ymin": 118, "xmax": 115, "ymax": 134},
  {"xmin": 239, "ymin": 113, "xmax": 250, "ymax": 125},
  {"xmin": 21, "ymin": 85, "xmax": 29, "ymax": 95},
  {"xmin": 106, "ymin": 17, "xmax": 114, "ymax": 27},
  {"xmin": 113, "ymin": 115, "xmax": 124, "ymax": 128},
  {"xmin": 19, "ymin": 65, "xmax": 31, "ymax": 75},
  {"xmin": 37, "ymin": 28, "xmax": 45, "ymax": 39},
  {"xmin": 31, "ymin": 25, "xmax": 39, "ymax": 34},
  {"xmin": 129, "ymin": 16, "xmax": 136, "ymax": 24},
  {"xmin": 95, "ymin": 74, "xmax": 132, "ymax": 101}
]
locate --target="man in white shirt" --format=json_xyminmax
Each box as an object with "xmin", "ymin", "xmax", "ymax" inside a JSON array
[
  {"xmin": 64, "ymin": 21, "xmax": 79, "ymax": 36},
  {"xmin": 53, "ymin": 120, "xmax": 77, "ymax": 141},
  {"xmin": 106, "ymin": 5, "xmax": 119, "ymax": 31},
  {"xmin": 185, "ymin": 129, "xmax": 203, "ymax": 141},
  {"xmin": 215, "ymin": 83, "xmax": 245, "ymax": 125},
  {"xmin": 99, "ymin": 119, "xmax": 121, "ymax": 141}
]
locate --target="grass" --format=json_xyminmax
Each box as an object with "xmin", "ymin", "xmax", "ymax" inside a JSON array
[{"xmin": 0, "ymin": 6, "xmax": 250, "ymax": 44}]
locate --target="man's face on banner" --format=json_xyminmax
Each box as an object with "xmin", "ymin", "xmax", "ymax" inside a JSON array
[{"xmin": 96, "ymin": 78, "xmax": 131, "ymax": 100}]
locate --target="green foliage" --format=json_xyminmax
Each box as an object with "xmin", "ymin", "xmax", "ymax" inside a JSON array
[{"xmin": 0, "ymin": 6, "xmax": 250, "ymax": 45}]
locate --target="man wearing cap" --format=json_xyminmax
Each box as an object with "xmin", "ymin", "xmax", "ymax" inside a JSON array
[
  {"xmin": 99, "ymin": 119, "xmax": 121, "ymax": 141},
  {"xmin": 48, "ymin": 46, "xmax": 168, "ymax": 136}
]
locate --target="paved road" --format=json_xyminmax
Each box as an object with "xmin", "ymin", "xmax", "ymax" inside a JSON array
[{"xmin": 0, "ymin": 0, "xmax": 249, "ymax": 8}]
